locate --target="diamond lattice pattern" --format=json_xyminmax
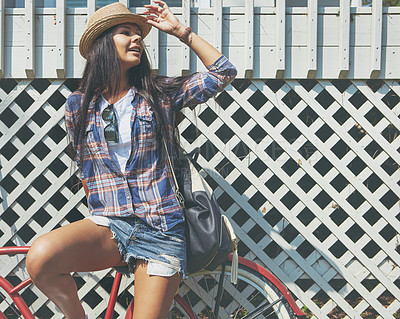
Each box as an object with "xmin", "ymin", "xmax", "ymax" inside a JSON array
[{"xmin": 1, "ymin": 78, "xmax": 400, "ymax": 318}]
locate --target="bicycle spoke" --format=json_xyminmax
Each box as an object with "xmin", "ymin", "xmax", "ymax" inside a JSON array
[
  {"xmin": 172, "ymin": 262, "xmax": 296, "ymax": 319},
  {"xmin": 242, "ymin": 296, "xmax": 283, "ymax": 319},
  {"xmin": 220, "ymin": 275, "xmax": 266, "ymax": 319}
]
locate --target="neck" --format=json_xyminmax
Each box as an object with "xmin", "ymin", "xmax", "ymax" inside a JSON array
[
  {"xmin": 120, "ymin": 69, "xmax": 130, "ymax": 92},
  {"xmin": 104, "ymin": 70, "xmax": 130, "ymax": 104}
]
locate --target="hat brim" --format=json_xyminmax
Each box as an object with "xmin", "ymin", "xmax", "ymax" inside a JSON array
[{"xmin": 79, "ymin": 13, "xmax": 151, "ymax": 59}]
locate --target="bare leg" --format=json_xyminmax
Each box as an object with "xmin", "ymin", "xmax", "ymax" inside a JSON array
[
  {"xmin": 26, "ymin": 219, "xmax": 125, "ymax": 319},
  {"xmin": 132, "ymin": 260, "xmax": 182, "ymax": 319}
]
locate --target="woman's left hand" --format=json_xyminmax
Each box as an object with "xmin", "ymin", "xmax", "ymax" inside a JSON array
[{"xmin": 144, "ymin": 0, "xmax": 186, "ymax": 39}]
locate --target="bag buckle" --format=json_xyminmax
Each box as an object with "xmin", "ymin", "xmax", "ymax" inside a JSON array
[{"xmin": 176, "ymin": 190, "xmax": 185, "ymax": 208}]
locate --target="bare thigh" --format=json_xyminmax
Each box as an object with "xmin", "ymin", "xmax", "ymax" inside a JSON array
[
  {"xmin": 132, "ymin": 260, "xmax": 182, "ymax": 319},
  {"xmin": 26, "ymin": 219, "xmax": 126, "ymax": 276}
]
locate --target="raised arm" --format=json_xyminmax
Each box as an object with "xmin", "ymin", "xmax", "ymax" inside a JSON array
[{"xmin": 144, "ymin": 0, "xmax": 222, "ymax": 67}]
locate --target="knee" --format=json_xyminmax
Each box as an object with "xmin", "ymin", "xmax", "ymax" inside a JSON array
[{"xmin": 26, "ymin": 236, "xmax": 55, "ymax": 283}]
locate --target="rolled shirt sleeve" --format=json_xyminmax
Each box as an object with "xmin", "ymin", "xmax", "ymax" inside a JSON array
[{"xmin": 170, "ymin": 55, "xmax": 237, "ymax": 111}]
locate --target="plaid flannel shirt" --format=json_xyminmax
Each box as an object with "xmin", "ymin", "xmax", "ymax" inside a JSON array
[{"xmin": 65, "ymin": 55, "xmax": 237, "ymax": 231}]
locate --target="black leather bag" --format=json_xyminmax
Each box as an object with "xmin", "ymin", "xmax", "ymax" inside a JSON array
[{"xmin": 164, "ymin": 141, "xmax": 238, "ymax": 275}]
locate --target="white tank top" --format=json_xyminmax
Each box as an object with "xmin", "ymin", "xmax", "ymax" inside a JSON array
[{"xmin": 99, "ymin": 89, "xmax": 133, "ymax": 174}]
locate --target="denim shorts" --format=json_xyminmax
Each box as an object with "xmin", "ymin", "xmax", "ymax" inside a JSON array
[{"xmin": 86, "ymin": 215, "xmax": 187, "ymax": 278}]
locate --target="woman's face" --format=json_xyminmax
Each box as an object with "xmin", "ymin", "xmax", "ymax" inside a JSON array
[{"xmin": 112, "ymin": 23, "xmax": 143, "ymax": 71}]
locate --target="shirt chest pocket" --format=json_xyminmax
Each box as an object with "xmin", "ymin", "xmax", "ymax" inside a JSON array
[
  {"xmin": 137, "ymin": 113, "xmax": 156, "ymax": 145},
  {"xmin": 84, "ymin": 125, "xmax": 104, "ymax": 158}
]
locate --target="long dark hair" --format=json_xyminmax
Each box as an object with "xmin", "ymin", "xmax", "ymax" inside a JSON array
[{"xmin": 71, "ymin": 27, "xmax": 189, "ymax": 168}]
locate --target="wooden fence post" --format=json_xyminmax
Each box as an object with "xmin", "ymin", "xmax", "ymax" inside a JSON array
[
  {"xmin": 214, "ymin": 0, "xmax": 222, "ymax": 54},
  {"xmin": 307, "ymin": 0, "xmax": 317, "ymax": 78},
  {"xmin": 182, "ymin": 0, "xmax": 190, "ymax": 75},
  {"xmin": 25, "ymin": 0, "xmax": 35, "ymax": 78},
  {"xmin": 370, "ymin": 0, "xmax": 382, "ymax": 78},
  {"xmin": 338, "ymin": 0, "xmax": 350, "ymax": 78},
  {"xmin": 276, "ymin": 0, "xmax": 286, "ymax": 78},
  {"xmin": 0, "ymin": 0, "xmax": 4, "ymax": 78},
  {"xmin": 56, "ymin": 0, "xmax": 66, "ymax": 78},
  {"xmin": 245, "ymin": 0, "xmax": 254, "ymax": 78}
]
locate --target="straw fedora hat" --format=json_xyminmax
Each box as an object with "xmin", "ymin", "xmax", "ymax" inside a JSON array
[{"xmin": 79, "ymin": 2, "xmax": 152, "ymax": 59}]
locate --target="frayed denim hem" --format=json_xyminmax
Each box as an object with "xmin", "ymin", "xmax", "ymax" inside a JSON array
[
  {"xmin": 109, "ymin": 227, "xmax": 185, "ymax": 278},
  {"xmin": 87, "ymin": 215, "xmax": 187, "ymax": 278}
]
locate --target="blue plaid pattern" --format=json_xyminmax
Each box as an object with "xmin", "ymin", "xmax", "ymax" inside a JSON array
[{"xmin": 65, "ymin": 55, "xmax": 237, "ymax": 231}]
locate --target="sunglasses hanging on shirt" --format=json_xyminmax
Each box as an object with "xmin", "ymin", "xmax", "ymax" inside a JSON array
[{"xmin": 102, "ymin": 104, "xmax": 119, "ymax": 143}]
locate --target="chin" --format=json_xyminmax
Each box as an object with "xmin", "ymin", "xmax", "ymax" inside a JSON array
[{"xmin": 123, "ymin": 60, "xmax": 141, "ymax": 70}]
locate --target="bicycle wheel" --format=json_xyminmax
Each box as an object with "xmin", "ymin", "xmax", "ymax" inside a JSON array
[{"xmin": 169, "ymin": 261, "xmax": 296, "ymax": 319}]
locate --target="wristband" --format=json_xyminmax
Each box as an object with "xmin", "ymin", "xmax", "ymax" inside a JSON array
[{"xmin": 179, "ymin": 26, "xmax": 192, "ymax": 43}]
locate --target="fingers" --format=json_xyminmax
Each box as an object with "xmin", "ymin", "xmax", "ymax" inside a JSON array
[
  {"xmin": 144, "ymin": 0, "xmax": 169, "ymax": 13},
  {"xmin": 143, "ymin": 1, "xmax": 181, "ymax": 35},
  {"xmin": 143, "ymin": 7, "xmax": 162, "ymax": 17},
  {"xmin": 145, "ymin": 15, "xmax": 160, "ymax": 25},
  {"xmin": 143, "ymin": 2, "xmax": 170, "ymax": 24},
  {"xmin": 152, "ymin": 0, "xmax": 168, "ymax": 8},
  {"xmin": 143, "ymin": 8, "xmax": 168, "ymax": 30},
  {"xmin": 143, "ymin": 5, "xmax": 163, "ymax": 12}
]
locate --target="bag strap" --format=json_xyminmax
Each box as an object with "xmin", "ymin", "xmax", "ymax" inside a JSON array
[
  {"xmin": 163, "ymin": 138, "xmax": 185, "ymax": 207},
  {"xmin": 165, "ymin": 140, "xmax": 238, "ymax": 281},
  {"xmin": 163, "ymin": 138, "xmax": 179, "ymax": 191}
]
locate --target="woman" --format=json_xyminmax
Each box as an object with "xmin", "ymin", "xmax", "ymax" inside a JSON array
[{"xmin": 26, "ymin": 1, "xmax": 236, "ymax": 318}]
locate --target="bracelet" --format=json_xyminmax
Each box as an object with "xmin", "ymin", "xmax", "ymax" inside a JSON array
[{"xmin": 179, "ymin": 26, "xmax": 192, "ymax": 43}]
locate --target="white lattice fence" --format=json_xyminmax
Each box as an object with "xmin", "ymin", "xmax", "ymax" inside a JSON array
[
  {"xmin": 0, "ymin": 79, "xmax": 135, "ymax": 318},
  {"xmin": 0, "ymin": 78, "xmax": 400, "ymax": 318}
]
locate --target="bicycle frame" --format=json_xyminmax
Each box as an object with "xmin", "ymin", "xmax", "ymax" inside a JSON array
[
  {"xmin": 0, "ymin": 246, "xmax": 197, "ymax": 319},
  {"xmin": 0, "ymin": 246, "xmax": 305, "ymax": 319},
  {"xmin": 0, "ymin": 247, "xmax": 32, "ymax": 319}
]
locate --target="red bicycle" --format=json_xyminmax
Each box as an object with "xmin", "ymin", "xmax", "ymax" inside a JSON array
[{"xmin": 0, "ymin": 246, "xmax": 306, "ymax": 319}]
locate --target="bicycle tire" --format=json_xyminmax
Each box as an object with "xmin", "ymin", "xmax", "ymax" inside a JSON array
[{"xmin": 169, "ymin": 261, "xmax": 296, "ymax": 319}]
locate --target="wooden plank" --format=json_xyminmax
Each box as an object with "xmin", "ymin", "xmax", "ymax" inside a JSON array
[
  {"xmin": 214, "ymin": 0, "xmax": 222, "ymax": 53},
  {"xmin": 307, "ymin": 0, "xmax": 317, "ymax": 78},
  {"xmin": 244, "ymin": 0, "xmax": 254, "ymax": 78},
  {"xmin": 25, "ymin": 0, "xmax": 35, "ymax": 78},
  {"xmin": 87, "ymin": 0, "xmax": 96, "ymax": 20},
  {"xmin": 384, "ymin": 9, "xmax": 400, "ymax": 46},
  {"xmin": 338, "ymin": 0, "xmax": 350, "ymax": 78},
  {"xmin": 150, "ymin": 28, "xmax": 159, "ymax": 74},
  {"xmin": 370, "ymin": 0, "xmax": 382, "ymax": 78},
  {"xmin": 3, "ymin": 4, "xmax": 400, "ymax": 79},
  {"xmin": 198, "ymin": 0, "xmax": 211, "ymax": 6},
  {"xmin": 0, "ymin": 0, "xmax": 4, "ymax": 78},
  {"xmin": 276, "ymin": 0, "xmax": 285, "ymax": 78},
  {"xmin": 56, "ymin": 0, "xmax": 66, "ymax": 78},
  {"xmin": 182, "ymin": 0, "xmax": 190, "ymax": 75},
  {"xmin": 119, "ymin": 0, "xmax": 129, "ymax": 7},
  {"xmin": 35, "ymin": 13, "xmax": 57, "ymax": 45}
]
